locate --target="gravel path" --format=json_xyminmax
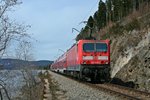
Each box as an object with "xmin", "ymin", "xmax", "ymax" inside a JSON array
[{"xmin": 48, "ymin": 71, "xmax": 123, "ymax": 100}]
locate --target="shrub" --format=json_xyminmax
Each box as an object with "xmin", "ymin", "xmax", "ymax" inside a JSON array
[
  {"xmin": 125, "ymin": 19, "xmax": 140, "ymax": 31},
  {"xmin": 109, "ymin": 23, "xmax": 124, "ymax": 35}
]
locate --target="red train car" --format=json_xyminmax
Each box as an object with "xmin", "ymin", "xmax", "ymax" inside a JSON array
[
  {"xmin": 51, "ymin": 53, "xmax": 67, "ymax": 73},
  {"xmin": 51, "ymin": 39, "xmax": 111, "ymax": 82}
]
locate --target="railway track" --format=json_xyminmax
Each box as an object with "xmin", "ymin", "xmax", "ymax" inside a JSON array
[
  {"xmin": 52, "ymin": 71, "xmax": 150, "ymax": 100},
  {"xmin": 88, "ymin": 83, "xmax": 150, "ymax": 100}
]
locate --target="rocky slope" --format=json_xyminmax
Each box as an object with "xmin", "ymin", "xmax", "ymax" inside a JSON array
[{"xmin": 110, "ymin": 13, "xmax": 150, "ymax": 92}]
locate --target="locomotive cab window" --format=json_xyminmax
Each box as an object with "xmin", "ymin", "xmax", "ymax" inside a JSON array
[
  {"xmin": 96, "ymin": 43, "xmax": 107, "ymax": 52},
  {"xmin": 83, "ymin": 43, "xmax": 107, "ymax": 52},
  {"xmin": 83, "ymin": 43, "xmax": 94, "ymax": 52}
]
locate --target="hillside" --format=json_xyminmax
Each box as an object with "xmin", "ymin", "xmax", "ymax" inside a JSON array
[
  {"xmin": 76, "ymin": 0, "xmax": 150, "ymax": 41},
  {"xmin": 76, "ymin": 0, "xmax": 150, "ymax": 92},
  {"xmin": 110, "ymin": 13, "xmax": 150, "ymax": 92},
  {"xmin": 0, "ymin": 58, "xmax": 53, "ymax": 69}
]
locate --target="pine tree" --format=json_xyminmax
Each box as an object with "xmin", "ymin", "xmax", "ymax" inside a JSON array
[
  {"xmin": 112, "ymin": 0, "xmax": 120, "ymax": 21},
  {"xmin": 97, "ymin": 0, "xmax": 107, "ymax": 30},
  {"xmin": 87, "ymin": 16, "xmax": 94, "ymax": 28},
  {"xmin": 106, "ymin": 0, "xmax": 112, "ymax": 23}
]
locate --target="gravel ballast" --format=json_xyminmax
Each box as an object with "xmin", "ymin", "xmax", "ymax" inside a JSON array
[{"xmin": 48, "ymin": 71, "xmax": 124, "ymax": 100}]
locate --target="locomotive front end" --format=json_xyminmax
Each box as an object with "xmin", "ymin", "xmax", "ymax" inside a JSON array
[{"xmin": 79, "ymin": 40, "xmax": 111, "ymax": 82}]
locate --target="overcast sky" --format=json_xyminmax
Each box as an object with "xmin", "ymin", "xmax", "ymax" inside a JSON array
[{"xmin": 10, "ymin": 0, "xmax": 102, "ymax": 61}]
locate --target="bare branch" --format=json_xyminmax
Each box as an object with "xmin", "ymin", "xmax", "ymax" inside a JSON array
[
  {"xmin": 0, "ymin": 84, "xmax": 11, "ymax": 100},
  {"xmin": 0, "ymin": 90, "xmax": 3, "ymax": 100},
  {"xmin": 0, "ymin": 0, "xmax": 27, "ymax": 55},
  {"xmin": 0, "ymin": 1, "xmax": 31, "ymax": 99}
]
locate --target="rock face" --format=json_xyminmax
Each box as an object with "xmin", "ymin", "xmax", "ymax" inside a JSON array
[{"xmin": 110, "ymin": 25, "xmax": 150, "ymax": 92}]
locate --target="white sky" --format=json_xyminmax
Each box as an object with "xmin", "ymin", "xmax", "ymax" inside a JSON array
[{"xmin": 9, "ymin": 0, "xmax": 104, "ymax": 61}]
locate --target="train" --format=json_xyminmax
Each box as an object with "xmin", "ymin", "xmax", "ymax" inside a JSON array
[{"xmin": 51, "ymin": 39, "xmax": 111, "ymax": 82}]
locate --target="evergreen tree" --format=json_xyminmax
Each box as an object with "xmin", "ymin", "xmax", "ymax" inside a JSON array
[
  {"xmin": 135, "ymin": 0, "xmax": 140, "ymax": 10},
  {"xmin": 76, "ymin": 0, "xmax": 150, "ymax": 41},
  {"xmin": 97, "ymin": 0, "xmax": 107, "ymax": 30},
  {"xmin": 93, "ymin": 11, "xmax": 98, "ymax": 26},
  {"xmin": 106, "ymin": 0, "xmax": 112, "ymax": 23},
  {"xmin": 111, "ymin": 0, "xmax": 120, "ymax": 21},
  {"xmin": 87, "ymin": 16, "xmax": 94, "ymax": 28}
]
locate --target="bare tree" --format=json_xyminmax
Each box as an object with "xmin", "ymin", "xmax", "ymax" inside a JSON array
[
  {"xmin": 0, "ymin": 70, "xmax": 13, "ymax": 100},
  {"xmin": 15, "ymin": 40, "xmax": 41, "ymax": 100},
  {"xmin": 15, "ymin": 40, "xmax": 34, "ymax": 61},
  {"xmin": 0, "ymin": 0, "xmax": 31, "ymax": 99},
  {"xmin": 0, "ymin": 79, "xmax": 10, "ymax": 100},
  {"xmin": 0, "ymin": 0, "xmax": 29, "ymax": 55}
]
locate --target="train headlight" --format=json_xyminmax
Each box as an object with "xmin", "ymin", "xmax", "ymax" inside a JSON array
[
  {"xmin": 98, "ymin": 56, "xmax": 108, "ymax": 60},
  {"xmin": 105, "ymin": 62, "xmax": 109, "ymax": 64},
  {"xmin": 83, "ymin": 61, "xmax": 86, "ymax": 64},
  {"xmin": 83, "ymin": 56, "xmax": 94, "ymax": 60}
]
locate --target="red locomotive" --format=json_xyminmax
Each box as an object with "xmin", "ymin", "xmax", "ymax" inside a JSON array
[{"xmin": 51, "ymin": 39, "xmax": 111, "ymax": 82}]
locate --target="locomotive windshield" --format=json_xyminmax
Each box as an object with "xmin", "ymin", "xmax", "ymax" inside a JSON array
[
  {"xmin": 96, "ymin": 43, "xmax": 107, "ymax": 52},
  {"xmin": 83, "ymin": 43, "xmax": 94, "ymax": 52},
  {"xmin": 83, "ymin": 43, "xmax": 107, "ymax": 52}
]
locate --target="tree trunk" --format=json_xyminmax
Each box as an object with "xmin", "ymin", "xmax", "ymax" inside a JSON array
[{"xmin": 0, "ymin": 90, "xmax": 3, "ymax": 100}]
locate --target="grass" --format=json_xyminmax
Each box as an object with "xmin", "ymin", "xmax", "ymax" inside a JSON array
[{"xmin": 39, "ymin": 71, "xmax": 65, "ymax": 100}]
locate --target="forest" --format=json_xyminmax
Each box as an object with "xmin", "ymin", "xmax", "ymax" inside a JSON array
[{"xmin": 76, "ymin": 0, "xmax": 150, "ymax": 41}]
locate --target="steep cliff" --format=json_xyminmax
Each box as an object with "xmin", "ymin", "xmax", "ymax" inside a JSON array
[{"xmin": 110, "ymin": 13, "xmax": 150, "ymax": 92}]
